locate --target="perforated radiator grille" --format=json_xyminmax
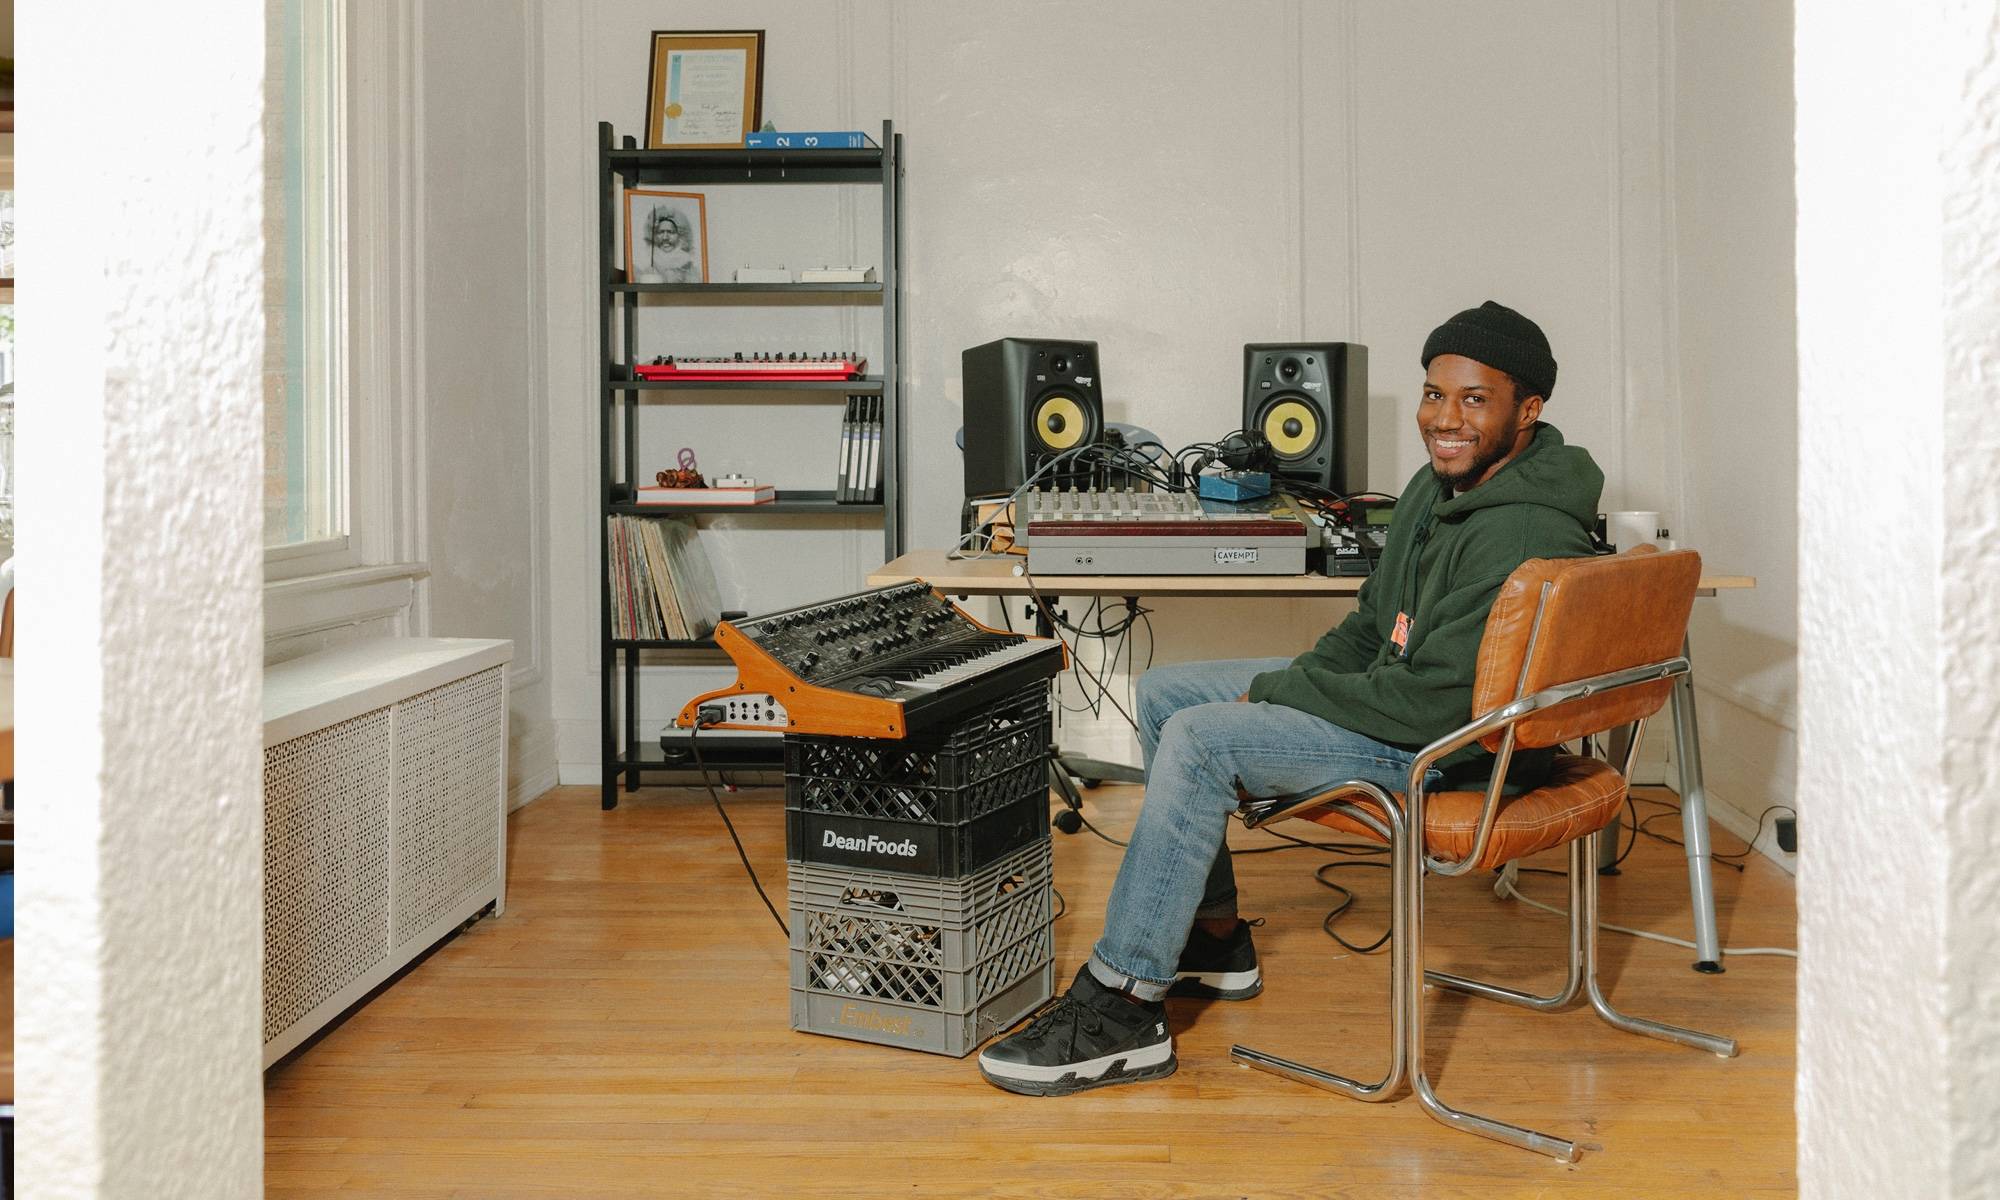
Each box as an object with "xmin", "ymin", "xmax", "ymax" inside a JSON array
[
  {"xmin": 262, "ymin": 709, "xmax": 394, "ymax": 1042},
  {"xmin": 264, "ymin": 661, "xmax": 508, "ymax": 1055},
  {"xmin": 392, "ymin": 666, "xmax": 506, "ymax": 949}
]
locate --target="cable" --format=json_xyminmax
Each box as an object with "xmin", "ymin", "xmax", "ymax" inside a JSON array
[
  {"xmin": 953, "ymin": 439, "xmax": 1190, "ymax": 560},
  {"xmin": 1618, "ymin": 793, "xmax": 1798, "ymax": 875},
  {"xmin": 1236, "ymin": 824, "xmax": 1389, "ymax": 858},
  {"xmin": 688, "ymin": 718, "xmax": 788, "ymax": 938},
  {"xmin": 1023, "ymin": 571, "xmax": 1142, "ymax": 734},
  {"xmin": 1314, "ymin": 860, "xmax": 1394, "ymax": 953},
  {"xmin": 1066, "ymin": 804, "xmax": 1129, "ymax": 847},
  {"xmin": 1494, "ymin": 872, "xmax": 1797, "ymax": 959},
  {"xmin": 1713, "ymin": 804, "xmax": 1797, "ymax": 862},
  {"xmin": 1051, "ymin": 886, "xmax": 1067, "ymax": 923}
]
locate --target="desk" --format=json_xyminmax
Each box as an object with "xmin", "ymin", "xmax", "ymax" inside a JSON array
[{"xmin": 870, "ymin": 549, "xmax": 1757, "ymax": 972}]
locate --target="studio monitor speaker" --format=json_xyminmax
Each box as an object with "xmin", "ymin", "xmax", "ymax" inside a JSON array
[
  {"xmin": 1242, "ymin": 342, "xmax": 1368, "ymax": 496},
  {"xmin": 961, "ymin": 337, "xmax": 1105, "ymax": 497}
]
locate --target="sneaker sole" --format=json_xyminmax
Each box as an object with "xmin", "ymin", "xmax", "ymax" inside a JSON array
[
  {"xmin": 977, "ymin": 1041, "xmax": 1178, "ymax": 1097},
  {"xmin": 1167, "ymin": 968, "xmax": 1262, "ymax": 1000}
]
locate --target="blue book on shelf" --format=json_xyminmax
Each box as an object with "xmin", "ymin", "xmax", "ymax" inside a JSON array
[{"xmin": 745, "ymin": 130, "xmax": 878, "ymax": 150}]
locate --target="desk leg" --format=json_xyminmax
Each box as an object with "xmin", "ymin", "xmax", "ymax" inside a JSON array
[{"xmin": 1672, "ymin": 633, "xmax": 1724, "ymax": 974}]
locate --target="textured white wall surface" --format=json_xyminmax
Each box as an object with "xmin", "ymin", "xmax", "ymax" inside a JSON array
[
  {"xmin": 1937, "ymin": 1, "xmax": 2000, "ymax": 1189},
  {"xmin": 540, "ymin": 0, "xmax": 1798, "ymax": 799},
  {"xmin": 1796, "ymin": 0, "xmax": 2000, "ymax": 1193},
  {"xmin": 17, "ymin": 0, "xmax": 268, "ymax": 1194}
]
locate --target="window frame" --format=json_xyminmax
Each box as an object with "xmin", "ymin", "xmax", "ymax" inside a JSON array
[{"xmin": 264, "ymin": 1, "xmax": 428, "ymax": 640}]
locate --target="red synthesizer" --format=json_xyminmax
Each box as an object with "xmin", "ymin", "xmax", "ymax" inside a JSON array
[{"xmin": 634, "ymin": 353, "xmax": 867, "ymax": 382}]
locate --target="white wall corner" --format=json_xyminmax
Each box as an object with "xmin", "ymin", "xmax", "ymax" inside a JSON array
[
  {"xmin": 1796, "ymin": 0, "xmax": 1999, "ymax": 1193},
  {"xmin": 19, "ymin": 0, "xmax": 269, "ymax": 1192}
]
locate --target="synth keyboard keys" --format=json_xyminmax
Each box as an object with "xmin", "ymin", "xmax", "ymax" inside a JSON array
[{"xmin": 893, "ymin": 639, "xmax": 1055, "ymax": 691}]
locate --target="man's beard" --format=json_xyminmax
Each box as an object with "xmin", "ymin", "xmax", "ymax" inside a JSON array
[{"xmin": 1429, "ymin": 435, "xmax": 1514, "ymax": 490}]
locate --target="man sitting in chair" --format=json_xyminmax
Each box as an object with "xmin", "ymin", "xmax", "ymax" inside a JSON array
[{"xmin": 979, "ymin": 301, "xmax": 1605, "ymax": 1096}]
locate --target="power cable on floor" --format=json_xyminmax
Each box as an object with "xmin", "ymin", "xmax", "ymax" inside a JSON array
[{"xmin": 689, "ymin": 718, "xmax": 789, "ymax": 938}]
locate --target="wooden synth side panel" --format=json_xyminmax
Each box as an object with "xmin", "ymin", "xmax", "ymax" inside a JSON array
[{"xmin": 674, "ymin": 619, "xmax": 907, "ymax": 739}]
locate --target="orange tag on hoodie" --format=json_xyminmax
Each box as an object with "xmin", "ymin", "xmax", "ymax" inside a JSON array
[{"xmin": 1391, "ymin": 611, "xmax": 1412, "ymax": 653}]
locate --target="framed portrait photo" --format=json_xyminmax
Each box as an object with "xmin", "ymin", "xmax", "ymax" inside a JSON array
[
  {"xmin": 645, "ymin": 29, "xmax": 765, "ymax": 149},
  {"xmin": 625, "ymin": 190, "xmax": 709, "ymax": 284}
]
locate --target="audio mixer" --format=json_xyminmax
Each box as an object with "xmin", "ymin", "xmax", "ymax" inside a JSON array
[{"xmin": 1014, "ymin": 488, "xmax": 1313, "ymax": 575}]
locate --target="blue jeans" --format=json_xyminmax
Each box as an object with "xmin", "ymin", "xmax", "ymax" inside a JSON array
[{"xmin": 1085, "ymin": 657, "xmax": 1441, "ymax": 1001}]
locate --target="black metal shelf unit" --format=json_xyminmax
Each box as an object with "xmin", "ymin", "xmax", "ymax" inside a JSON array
[{"xmin": 597, "ymin": 121, "xmax": 905, "ymax": 809}]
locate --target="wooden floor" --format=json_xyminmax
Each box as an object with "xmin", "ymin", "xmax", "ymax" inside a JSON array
[{"xmin": 265, "ymin": 782, "xmax": 1798, "ymax": 1198}]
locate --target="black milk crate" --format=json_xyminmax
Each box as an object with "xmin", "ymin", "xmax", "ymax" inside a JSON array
[
  {"xmin": 785, "ymin": 684, "xmax": 1052, "ymax": 878},
  {"xmin": 788, "ymin": 837, "xmax": 1055, "ymax": 1057}
]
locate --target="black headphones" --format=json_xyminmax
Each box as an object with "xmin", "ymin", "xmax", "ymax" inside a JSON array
[{"xmin": 1214, "ymin": 428, "xmax": 1272, "ymax": 472}]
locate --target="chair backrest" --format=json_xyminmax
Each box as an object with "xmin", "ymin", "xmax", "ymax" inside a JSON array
[{"xmin": 1470, "ymin": 545, "xmax": 1702, "ymax": 751}]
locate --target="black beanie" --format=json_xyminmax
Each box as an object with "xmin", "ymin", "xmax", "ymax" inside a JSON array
[{"xmin": 1420, "ymin": 301, "xmax": 1558, "ymax": 401}]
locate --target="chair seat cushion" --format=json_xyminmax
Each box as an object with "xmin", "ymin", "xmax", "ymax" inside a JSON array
[{"xmin": 1299, "ymin": 754, "xmax": 1626, "ymax": 870}]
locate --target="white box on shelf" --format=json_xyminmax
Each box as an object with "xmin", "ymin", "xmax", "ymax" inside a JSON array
[
  {"xmin": 798, "ymin": 266, "xmax": 877, "ymax": 283},
  {"xmin": 261, "ymin": 636, "xmax": 513, "ymax": 1066}
]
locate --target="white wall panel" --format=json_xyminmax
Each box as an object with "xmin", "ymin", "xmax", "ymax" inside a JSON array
[
  {"xmin": 421, "ymin": 0, "xmax": 559, "ymax": 806},
  {"xmin": 1668, "ymin": 0, "xmax": 1799, "ymax": 861},
  {"xmin": 1348, "ymin": 1, "xmax": 1628, "ymax": 493}
]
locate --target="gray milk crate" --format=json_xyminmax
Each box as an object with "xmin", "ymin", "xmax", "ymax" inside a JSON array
[{"xmin": 789, "ymin": 837, "xmax": 1055, "ymax": 1057}]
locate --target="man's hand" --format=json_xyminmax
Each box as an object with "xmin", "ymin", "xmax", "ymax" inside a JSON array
[{"xmin": 1236, "ymin": 692, "xmax": 1249, "ymax": 702}]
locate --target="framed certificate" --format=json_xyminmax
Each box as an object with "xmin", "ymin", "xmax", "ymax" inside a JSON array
[{"xmin": 645, "ymin": 30, "xmax": 765, "ymax": 150}]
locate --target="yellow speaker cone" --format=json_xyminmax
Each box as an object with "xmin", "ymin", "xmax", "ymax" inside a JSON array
[
  {"xmin": 1262, "ymin": 400, "xmax": 1319, "ymax": 458},
  {"xmin": 1034, "ymin": 393, "xmax": 1088, "ymax": 450}
]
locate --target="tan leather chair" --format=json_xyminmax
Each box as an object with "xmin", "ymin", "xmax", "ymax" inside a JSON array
[{"xmin": 1232, "ymin": 546, "xmax": 1736, "ymax": 1162}]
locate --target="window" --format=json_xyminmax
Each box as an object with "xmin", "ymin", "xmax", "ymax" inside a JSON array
[{"xmin": 265, "ymin": 0, "xmax": 345, "ymax": 561}]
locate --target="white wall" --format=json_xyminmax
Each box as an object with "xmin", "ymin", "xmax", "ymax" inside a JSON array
[
  {"xmin": 18, "ymin": 0, "xmax": 267, "ymax": 1191},
  {"xmin": 1795, "ymin": 1, "xmax": 2000, "ymax": 1193},
  {"xmin": 417, "ymin": 0, "xmax": 559, "ymax": 808},
  {"xmin": 1666, "ymin": 1, "xmax": 1799, "ymax": 868},
  {"xmin": 540, "ymin": 0, "xmax": 1744, "ymax": 788}
]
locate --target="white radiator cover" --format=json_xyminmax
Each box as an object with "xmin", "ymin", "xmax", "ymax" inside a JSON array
[{"xmin": 261, "ymin": 637, "xmax": 513, "ymax": 1066}]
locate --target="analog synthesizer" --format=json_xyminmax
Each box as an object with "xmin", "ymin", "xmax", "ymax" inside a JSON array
[{"xmin": 676, "ymin": 582, "xmax": 1065, "ymax": 738}]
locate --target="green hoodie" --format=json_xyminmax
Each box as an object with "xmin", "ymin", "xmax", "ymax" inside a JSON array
[{"xmin": 1246, "ymin": 422, "xmax": 1603, "ymax": 788}]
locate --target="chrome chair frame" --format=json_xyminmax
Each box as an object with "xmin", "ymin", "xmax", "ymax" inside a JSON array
[{"xmin": 1229, "ymin": 582, "xmax": 1739, "ymax": 1162}]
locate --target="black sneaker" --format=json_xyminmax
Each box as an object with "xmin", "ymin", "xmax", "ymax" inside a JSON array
[
  {"xmin": 1168, "ymin": 919, "xmax": 1263, "ymax": 1000},
  {"xmin": 977, "ymin": 966, "xmax": 1177, "ymax": 1096}
]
